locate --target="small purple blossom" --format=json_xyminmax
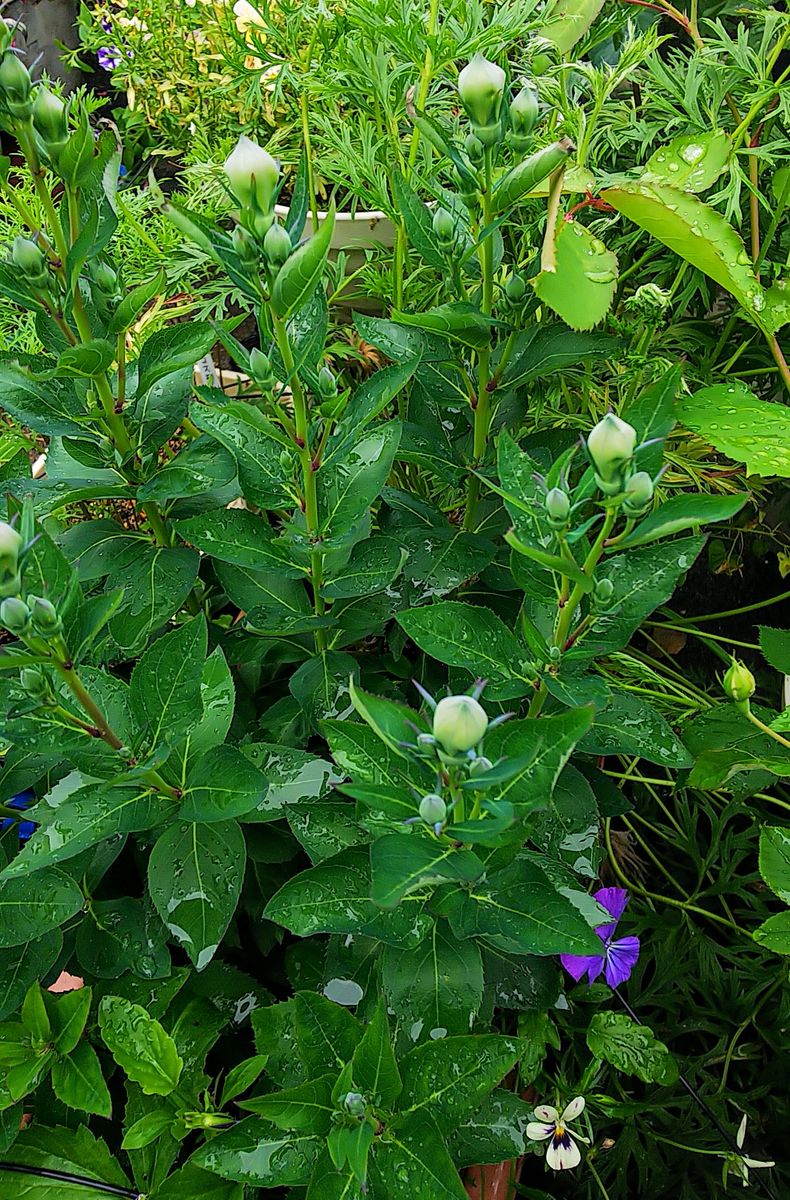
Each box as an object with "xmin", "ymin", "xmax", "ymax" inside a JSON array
[
  {"xmin": 100, "ymin": 17, "xmax": 113, "ymax": 33},
  {"xmin": 560, "ymin": 887, "xmax": 640, "ymax": 989},
  {"xmin": 98, "ymin": 46, "xmax": 122, "ymax": 70}
]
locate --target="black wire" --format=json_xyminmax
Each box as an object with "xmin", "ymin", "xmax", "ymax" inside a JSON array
[
  {"xmin": 614, "ymin": 988, "xmax": 780, "ymax": 1200},
  {"xmin": 0, "ymin": 1161, "xmax": 143, "ymax": 1198}
]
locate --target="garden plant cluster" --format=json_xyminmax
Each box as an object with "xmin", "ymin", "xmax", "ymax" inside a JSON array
[{"xmin": 0, "ymin": 0, "xmax": 788, "ymax": 1198}]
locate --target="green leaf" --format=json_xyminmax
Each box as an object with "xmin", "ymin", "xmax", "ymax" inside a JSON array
[
  {"xmin": 446, "ymin": 857, "xmax": 603, "ymax": 956},
  {"xmin": 45, "ymin": 985, "xmax": 91, "ymax": 1054},
  {"xmin": 0, "ymin": 870, "xmax": 84, "ymax": 945},
  {"xmin": 753, "ymin": 912, "xmax": 790, "ymax": 954},
  {"xmin": 0, "ymin": 933, "xmax": 62, "ymax": 1020},
  {"xmin": 220, "ymin": 1055, "xmax": 268, "ymax": 1106},
  {"xmin": 193, "ymin": 1116, "xmax": 320, "ymax": 1186},
  {"xmin": 135, "ymin": 322, "xmax": 216, "ymax": 398},
  {"xmin": 306, "ymin": 1153, "xmax": 365, "ymax": 1199},
  {"xmin": 272, "ymin": 205, "xmax": 335, "ymax": 318},
  {"xmin": 447, "ymin": 1089, "xmax": 535, "ymax": 1167},
  {"xmin": 535, "ymin": 0, "xmax": 605, "ymax": 52},
  {"xmin": 760, "ymin": 627, "xmax": 790, "ymax": 675},
  {"xmin": 601, "ymin": 182, "xmax": 769, "ymax": 327},
  {"xmin": 177, "ymin": 509, "xmax": 302, "ymax": 574},
  {"xmin": 372, "ymin": 1111, "xmax": 467, "ymax": 1199},
  {"xmin": 370, "ymin": 834, "xmax": 485, "ymax": 908},
  {"xmin": 264, "ymin": 847, "xmax": 432, "ymax": 947},
  {"xmin": 759, "ymin": 827, "xmax": 790, "ymax": 903},
  {"xmin": 149, "ymin": 1164, "xmax": 244, "ymax": 1199},
  {"xmin": 137, "ymin": 437, "xmax": 237, "ymax": 504},
  {"xmin": 22, "ymin": 982, "xmax": 51, "ymax": 1041},
  {"xmin": 3, "ymin": 784, "xmax": 171, "ymax": 875},
  {"xmin": 318, "ymin": 423, "xmax": 401, "ymax": 544},
  {"xmin": 190, "ymin": 400, "xmax": 291, "ymax": 508},
  {"xmin": 621, "ymin": 365, "xmax": 682, "ymax": 475},
  {"xmin": 348, "ymin": 682, "xmax": 427, "ymax": 758},
  {"xmin": 108, "ymin": 268, "xmax": 165, "ymax": 335},
  {"xmin": 329, "ymin": 359, "xmax": 418, "ymax": 460},
  {"xmin": 587, "ymin": 1011, "xmax": 678, "ymax": 1085},
  {"xmin": 641, "ymin": 131, "xmax": 731, "ymax": 193},
  {"xmin": 121, "ymin": 1107, "xmax": 174, "ymax": 1151},
  {"xmin": 400, "ymin": 527, "xmax": 496, "ymax": 597},
  {"xmin": 500, "ymin": 325, "xmax": 619, "ymax": 389},
  {"xmin": 56, "ymin": 339, "xmax": 115, "ymax": 379},
  {"xmin": 582, "ymin": 692, "xmax": 693, "ymax": 768},
  {"xmin": 322, "ymin": 720, "xmax": 416, "ymax": 789},
  {"xmin": 567, "ymin": 536, "xmax": 705, "ymax": 665},
  {"xmin": 98, "ymin": 995, "xmax": 183, "ymax": 1095},
  {"xmin": 615, "ymin": 493, "xmax": 747, "ymax": 549},
  {"xmin": 0, "ymin": 1125, "xmax": 131, "ymax": 1196},
  {"xmin": 381, "ymin": 923, "xmax": 484, "ymax": 1040},
  {"xmin": 240, "ymin": 1074, "xmax": 335, "ymax": 1133},
  {"xmin": 129, "ymin": 615, "xmax": 207, "ymax": 748},
  {"xmin": 397, "ymin": 601, "xmax": 534, "ymax": 702},
  {"xmin": 241, "ymin": 742, "xmax": 342, "ymax": 822},
  {"xmin": 483, "ymin": 709, "xmax": 595, "ymax": 812},
  {"xmin": 148, "ymin": 819, "xmax": 246, "ymax": 971},
  {"xmin": 181, "ymin": 745, "xmax": 268, "ymax": 822},
  {"xmin": 391, "ymin": 302, "xmax": 493, "ymax": 350},
  {"xmin": 391, "ymin": 172, "xmax": 445, "ymax": 268},
  {"xmin": 532, "ymin": 220, "xmax": 618, "ymax": 331},
  {"xmin": 351, "ymin": 1001, "xmax": 402, "ymax": 1106},
  {"xmin": 677, "ymin": 383, "xmax": 790, "ymax": 477},
  {"xmin": 0, "ymin": 360, "xmax": 84, "ymax": 436},
  {"xmin": 293, "ymin": 991, "xmax": 362, "ymax": 1076},
  {"xmin": 108, "ymin": 545, "xmax": 200, "ymax": 652},
  {"xmin": 685, "ymin": 703, "xmax": 790, "ymax": 790},
  {"xmin": 75, "ymin": 896, "xmax": 170, "ymax": 980},
  {"xmin": 398, "ymin": 1035, "xmax": 522, "ymax": 1132},
  {"xmin": 323, "ymin": 536, "xmax": 404, "ymax": 599},
  {"xmin": 51, "ymin": 1042, "xmax": 112, "ymax": 1118}
]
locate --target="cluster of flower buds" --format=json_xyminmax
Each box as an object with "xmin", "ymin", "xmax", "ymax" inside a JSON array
[
  {"xmin": 722, "ymin": 658, "xmax": 755, "ymax": 713},
  {"xmin": 457, "ymin": 56, "xmax": 541, "ymax": 155},
  {"xmin": 341, "ymin": 1091, "xmax": 367, "ymax": 1117},
  {"xmin": 585, "ymin": 413, "xmax": 661, "ymax": 513},
  {"xmin": 0, "ymin": 520, "xmax": 22, "ymax": 599},
  {"xmin": 0, "ymin": 591, "xmax": 61, "ymax": 638},
  {"xmin": 223, "ymin": 135, "xmax": 281, "ymax": 243},
  {"xmin": 405, "ymin": 680, "xmax": 511, "ymax": 770}
]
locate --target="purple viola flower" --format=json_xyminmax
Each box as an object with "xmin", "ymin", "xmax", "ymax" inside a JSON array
[
  {"xmin": 1, "ymin": 790, "xmax": 36, "ymax": 842},
  {"xmin": 560, "ymin": 887, "xmax": 640, "ymax": 989}
]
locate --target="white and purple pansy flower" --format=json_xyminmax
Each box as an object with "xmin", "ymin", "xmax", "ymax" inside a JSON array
[
  {"xmin": 527, "ymin": 1096, "xmax": 589, "ymax": 1169},
  {"xmin": 560, "ymin": 886, "xmax": 640, "ymax": 988}
]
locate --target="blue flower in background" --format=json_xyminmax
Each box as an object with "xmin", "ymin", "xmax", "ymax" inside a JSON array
[{"xmin": 1, "ymin": 791, "xmax": 36, "ymax": 841}]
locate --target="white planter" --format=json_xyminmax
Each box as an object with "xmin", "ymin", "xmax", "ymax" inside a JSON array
[{"xmin": 274, "ymin": 204, "xmax": 396, "ymax": 273}]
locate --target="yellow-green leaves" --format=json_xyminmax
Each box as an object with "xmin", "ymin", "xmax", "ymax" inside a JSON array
[{"xmin": 532, "ymin": 220, "xmax": 618, "ymax": 331}]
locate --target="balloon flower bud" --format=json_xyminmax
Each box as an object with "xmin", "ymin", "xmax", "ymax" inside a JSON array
[
  {"xmin": 32, "ymin": 87, "xmax": 69, "ymax": 149},
  {"xmin": 262, "ymin": 220, "xmax": 292, "ymax": 267},
  {"xmin": 458, "ymin": 54, "xmax": 506, "ymax": 146},
  {"xmin": 249, "ymin": 348, "xmax": 275, "ymax": 392},
  {"xmin": 432, "ymin": 207, "xmax": 455, "ymax": 250},
  {"xmin": 468, "ymin": 755, "xmax": 494, "ymax": 778},
  {"xmin": 317, "ymin": 366, "xmax": 338, "ymax": 401},
  {"xmin": 0, "ymin": 50, "xmax": 32, "ymax": 117},
  {"xmin": 592, "ymin": 577, "xmax": 615, "ymax": 610},
  {"xmin": 587, "ymin": 413, "xmax": 637, "ymax": 494},
  {"xmin": 433, "ymin": 694, "xmax": 489, "ymax": 754},
  {"xmin": 0, "ymin": 595, "xmax": 29, "ymax": 632},
  {"xmin": 722, "ymin": 659, "xmax": 755, "ymax": 708},
  {"xmin": 622, "ymin": 470, "xmax": 654, "ymax": 516},
  {"xmin": 545, "ymin": 487, "xmax": 571, "ymax": 527},
  {"xmin": 11, "ymin": 236, "xmax": 49, "ymax": 289},
  {"xmin": 94, "ymin": 261, "xmax": 118, "ymax": 294},
  {"xmin": 232, "ymin": 224, "xmax": 258, "ymax": 266},
  {"xmin": 505, "ymin": 273, "xmax": 527, "ymax": 305},
  {"xmin": 28, "ymin": 595, "xmax": 61, "ymax": 636},
  {"xmin": 509, "ymin": 83, "xmax": 539, "ymax": 151},
  {"xmin": 464, "ymin": 132, "xmax": 485, "ymax": 166},
  {"xmin": 0, "ymin": 521, "xmax": 22, "ymax": 599},
  {"xmin": 419, "ymin": 793, "xmax": 447, "ymax": 826},
  {"xmin": 223, "ymin": 135, "xmax": 279, "ymax": 214},
  {"xmin": 343, "ymin": 1092, "xmax": 366, "ymax": 1117},
  {"xmin": 20, "ymin": 666, "xmax": 49, "ymax": 700}
]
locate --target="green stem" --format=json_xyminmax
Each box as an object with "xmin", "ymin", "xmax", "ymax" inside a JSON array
[
  {"xmin": 272, "ymin": 312, "xmax": 326, "ymax": 651},
  {"xmin": 746, "ymin": 707, "xmax": 790, "ymax": 752},
  {"xmin": 406, "ymin": 0, "xmax": 441, "ymax": 170},
  {"xmin": 463, "ymin": 148, "xmax": 495, "ymax": 532}
]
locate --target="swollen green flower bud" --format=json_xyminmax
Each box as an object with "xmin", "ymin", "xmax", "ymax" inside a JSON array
[
  {"xmin": 458, "ymin": 54, "xmax": 506, "ymax": 146},
  {"xmin": 419, "ymin": 793, "xmax": 447, "ymax": 825},
  {"xmin": 468, "ymin": 755, "xmax": 494, "ymax": 778},
  {"xmin": 32, "ymin": 87, "xmax": 68, "ymax": 148},
  {"xmin": 0, "ymin": 595, "xmax": 29, "ymax": 632},
  {"xmin": 505, "ymin": 274, "xmax": 527, "ymax": 305},
  {"xmin": 622, "ymin": 470, "xmax": 654, "ymax": 516},
  {"xmin": 317, "ymin": 366, "xmax": 338, "ymax": 401},
  {"xmin": 342, "ymin": 1092, "xmax": 366, "ymax": 1116},
  {"xmin": 723, "ymin": 659, "xmax": 755, "ymax": 706},
  {"xmin": 545, "ymin": 487, "xmax": 571, "ymax": 526},
  {"xmin": 0, "ymin": 520, "xmax": 22, "ymax": 599},
  {"xmin": 262, "ymin": 220, "xmax": 292, "ymax": 266},
  {"xmin": 509, "ymin": 83, "xmax": 539, "ymax": 151},
  {"xmin": 0, "ymin": 51, "xmax": 32, "ymax": 117},
  {"xmin": 432, "ymin": 207, "xmax": 455, "ymax": 249},
  {"xmin": 464, "ymin": 132, "xmax": 485, "ymax": 166},
  {"xmin": 249, "ymin": 348, "xmax": 275, "ymax": 391},
  {"xmin": 232, "ymin": 224, "xmax": 258, "ymax": 265},
  {"xmin": 587, "ymin": 413, "xmax": 637, "ymax": 494},
  {"xmin": 28, "ymin": 595, "xmax": 61, "ymax": 636},
  {"xmin": 20, "ymin": 666, "xmax": 49, "ymax": 700},
  {"xmin": 592, "ymin": 577, "xmax": 615, "ymax": 609},
  {"xmin": 433, "ymin": 694, "xmax": 488, "ymax": 754},
  {"xmin": 223, "ymin": 135, "xmax": 279, "ymax": 214},
  {"xmin": 11, "ymin": 236, "xmax": 48, "ymax": 289},
  {"xmin": 94, "ymin": 262, "xmax": 118, "ymax": 294}
]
